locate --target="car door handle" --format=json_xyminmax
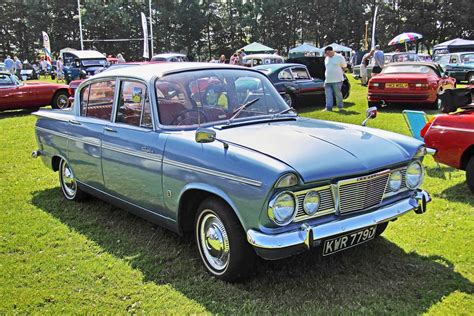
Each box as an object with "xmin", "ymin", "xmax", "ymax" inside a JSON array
[
  {"xmin": 141, "ymin": 146, "xmax": 153, "ymax": 153},
  {"xmin": 104, "ymin": 127, "xmax": 117, "ymax": 133},
  {"xmin": 68, "ymin": 119, "xmax": 81, "ymax": 125}
]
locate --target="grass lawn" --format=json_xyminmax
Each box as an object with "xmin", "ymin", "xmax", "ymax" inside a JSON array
[{"xmin": 0, "ymin": 76, "xmax": 473, "ymax": 314}]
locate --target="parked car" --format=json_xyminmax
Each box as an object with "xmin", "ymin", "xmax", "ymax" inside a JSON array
[
  {"xmin": 442, "ymin": 52, "xmax": 474, "ymax": 83},
  {"xmin": 0, "ymin": 72, "xmax": 69, "ymax": 111},
  {"xmin": 151, "ymin": 53, "xmax": 188, "ymax": 62},
  {"xmin": 368, "ymin": 62, "xmax": 456, "ymax": 108},
  {"xmin": 353, "ymin": 52, "xmax": 421, "ymax": 80},
  {"xmin": 254, "ymin": 63, "xmax": 350, "ymax": 107},
  {"xmin": 32, "ymin": 63, "xmax": 431, "ymax": 281},
  {"xmin": 62, "ymin": 50, "xmax": 108, "ymax": 84},
  {"xmin": 421, "ymin": 100, "xmax": 474, "ymax": 192},
  {"xmin": 242, "ymin": 54, "xmax": 284, "ymax": 67},
  {"xmin": 20, "ymin": 63, "xmax": 39, "ymax": 80}
]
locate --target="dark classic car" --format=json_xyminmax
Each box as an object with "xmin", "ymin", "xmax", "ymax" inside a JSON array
[
  {"xmin": 242, "ymin": 54, "xmax": 284, "ymax": 67},
  {"xmin": 254, "ymin": 63, "xmax": 350, "ymax": 107},
  {"xmin": 435, "ymin": 52, "xmax": 474, "ymax": 83},
  {"xmin": 62, "ymin": 50, "xmax": 108, "ymax": 84},
  {"xmin": 151, "ymin": 53, "xmax": 188, "ymax": 62},
  {"xmin": 368, "ymin": 62, "xmax": 456, "ymax": 108},
  {"xmin": 33, "ymin": 63, "xmax": 431, "ymax": 281},
  {"xmin": 0, "ymin": 72, "xmax": 69, "ymax": 111}
]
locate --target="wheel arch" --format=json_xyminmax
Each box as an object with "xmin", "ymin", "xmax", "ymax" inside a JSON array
[
  {"xmin": 460, "ymin": 145, "xmax": 474, "ymax": 170},
  {"xmin": 177, "ymin": 183, "xmax": 244, "ymax": 236}
]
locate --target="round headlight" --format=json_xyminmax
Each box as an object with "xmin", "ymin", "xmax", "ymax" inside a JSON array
[
  {"xmin": 268, "ymin": 191, "xmax": 296, "ymax": 226},
  {"xmin": 303, "ymin": 190, "xmax": 320, "ymax": 215},
  {"xmin": 389, "ymin": 170, "xmax": 402, "ymax": 191},
  {"xmin": 406, "ymin": 161, "xmax": 424, "ymax": 189}
]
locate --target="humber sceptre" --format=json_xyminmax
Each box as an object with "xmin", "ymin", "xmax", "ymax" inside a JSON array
[{"xmin": 33, "ymin": 63, "xmax": 431, "ymax": 281}]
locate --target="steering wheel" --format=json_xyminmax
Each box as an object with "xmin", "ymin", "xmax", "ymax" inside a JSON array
[{"xmin": 171, "ymin": 109, "xmax": 209, "ymax": 126}]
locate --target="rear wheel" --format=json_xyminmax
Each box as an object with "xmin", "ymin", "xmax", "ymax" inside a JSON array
[
  {"xmin": 59, "ymin": 159, "xmax": 86, "ymax": 201},
  {"xmin": 468, "ymin": 72, "xmax": 474, "ymax": 84},
  {"xmin": 282, "ymin": 93, "xmax": 296, "ymax": 107},
  {"xmin": 51, "ymin": 91, "xmax": 69, "ymax": 109},
  {"xmin": 195, "ymin": 197, "xmax": 257, "ymax": 282},
  {"xmin": 466, "ymin": 156, "xmax": 474, "ymax": 193}
]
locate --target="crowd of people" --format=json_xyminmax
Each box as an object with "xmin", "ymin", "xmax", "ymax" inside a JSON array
[{"xmin": 2, "ymin": 54, "xmax": 65, "ymax": 82}]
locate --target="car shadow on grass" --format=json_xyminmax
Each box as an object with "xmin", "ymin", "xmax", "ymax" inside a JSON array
[
  {"xmin": 32, "ymin": 188, "xmax": 474, "ymax": 314},
  {"xmin": 438, "ymin": 181, "xmax": 473, "ymax": 207},
  {"xmin": 425, "ymin": 164, "xmax": 457, "ymax": 180},
  {"xmin": 0, "ymin": 109, "xmax": 38, "ymax": 120}
]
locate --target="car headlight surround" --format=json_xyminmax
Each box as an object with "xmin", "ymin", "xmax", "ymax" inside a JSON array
[
  {"xmin": 389, "ymin": 170, "xmax": 402, "ymax": 191},
  {"xmin": 275, "ymin": 173, "xmax": 298, "ymax": 188},
  {"xmin": 303, "ymin": 190, "xmax": 320, "ymax": 216},
  {"xmin": 268, "ymin": 191, "xmax": 296, "ymax": 226},
  {"xmin": 406, "ymin": 161, "xmax": 424, "ymax": 189}
]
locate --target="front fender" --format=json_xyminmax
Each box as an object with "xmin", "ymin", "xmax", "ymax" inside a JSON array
[{"xmin": 178, "ymin": 182, "xmax": 245, "ymax": 228}]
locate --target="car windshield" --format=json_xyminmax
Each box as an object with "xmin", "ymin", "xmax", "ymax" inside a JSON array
[
  {"xmin": 461, "ymin": 53, "xmax": 474, "ymax": 64},
  {"xmin": 155, "ymin": 69, "xmax": 290, "ymax": 127},
  {"xmin": 382, "ymin": 65, "xmax": 435, "ymax": 75},
  {"xmin": 81, "ymin": 59, "xmax": 107, "ymax": 67},
  {"xmin": 392, "ymin": 54, "xmax": 418, "ymax": 62}
]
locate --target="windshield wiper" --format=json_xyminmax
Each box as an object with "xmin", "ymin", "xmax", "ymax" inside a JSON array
[
  {"xmin": 228, "ymin": 98, "xmax": 260, "ymax": 122},
  {"xmin": 273, "ymin": 107, "xmax": 297, "ymax": 118}
]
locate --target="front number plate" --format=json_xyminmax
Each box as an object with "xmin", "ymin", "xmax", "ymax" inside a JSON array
[{"xmin": 322, "ymin": 226, "xmax": 377, "ymax": 256}]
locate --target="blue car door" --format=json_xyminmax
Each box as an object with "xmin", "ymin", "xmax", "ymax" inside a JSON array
[
  {"xmin": 67, "ymin": 79, "xmax": 116, "ymax": 190},
  {"xmin": 101, "ymin": 79, "xmax": 169, "ymax": 217}
]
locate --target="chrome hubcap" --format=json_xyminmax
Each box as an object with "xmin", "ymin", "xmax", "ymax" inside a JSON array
[
  {"xmin": 199, "ymin": 212, "xmax": 229, "ymax": 271},
  {"xmin": 57, "ymin": 95, "xmax": 68, "ymax": 109},
  {"xmin": 61, "ymin": 161, "xmax": 76, "ymax": 197},
  {"xmin": 283, "ymin": 94, "xmax": 292, "ymax": 106}
]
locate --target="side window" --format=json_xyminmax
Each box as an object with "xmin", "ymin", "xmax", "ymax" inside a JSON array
[
  {"xmin": 116, "ymin": 81, "xmax": 152, "ymax": 129},
  {"xmin": 156, "ymin": 80, "xmax": 189, "ymax": 125},
  {"xmin": 81, "ymin": 80, "xmax": 115, "ymax": 120},
  {"xmin": 450, "ymin": 55, "xmax": 459, "ymax": 64},
  {"xmin": 0, "ymin": 74, "xmax": 14, "ymax": 86},
  {"xmin": 278, "ymin": 69, "xmax": 293, "ymax": 80}
]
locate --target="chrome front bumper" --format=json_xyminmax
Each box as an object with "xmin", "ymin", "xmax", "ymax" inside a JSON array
[{"xmin": 247, "ymin": 190, "xmax": 431, "ymax": 260}]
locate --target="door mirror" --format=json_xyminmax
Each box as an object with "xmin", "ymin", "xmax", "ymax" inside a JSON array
[
  {"xmin": 362, "ymin": 106, "xmax": 377, "ymax": 126},
  {"xmin": 195, "ymin": 128, "xmax": 216, "ymax": 143}
]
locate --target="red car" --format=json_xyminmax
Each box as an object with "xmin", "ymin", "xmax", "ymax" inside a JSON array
[
  {"xmin": 421, "ymin": 106, "xmax": 474, "ymax": 192},
  {"xmin": 0, "ymin": 72, "xmax": 69, "ymax": 111},
  {"xmin": 368, "ymin": 62, "xmax": 456, "ymax": 108}
]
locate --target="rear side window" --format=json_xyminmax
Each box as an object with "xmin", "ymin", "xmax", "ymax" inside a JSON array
[
  {"xmin": 81, "ymin": 80, "xmax": 116, "ymax": 120},
  {"xmin": 116, "ymin": 81, "xmax": 152, "ymax": 129}
]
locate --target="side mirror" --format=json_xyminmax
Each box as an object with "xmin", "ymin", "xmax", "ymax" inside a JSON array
[
  {"xmin": 195, "ymin": 128, "xmax": 216, "ymax": 143},
  {"xmin": 362, "ymin": 106, "xmax": 377, "ymax": 126}
]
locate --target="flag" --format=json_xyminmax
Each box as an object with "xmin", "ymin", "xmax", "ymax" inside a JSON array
[
  {"xmin": 141, "ymin": 12, "xmax": 149, "ymax": 59},
  {"xmin": 371, "ymin": 6, "xmax": 378, "ymax": 49},
  {"xmin": 42, "ymin": 31, "xmax": 52, "ymax": 65}
]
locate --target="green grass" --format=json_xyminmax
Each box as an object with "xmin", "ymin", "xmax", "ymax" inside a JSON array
[{"xmin": 0, "ymin": 76, "xmax": 473, "ymax": 314}]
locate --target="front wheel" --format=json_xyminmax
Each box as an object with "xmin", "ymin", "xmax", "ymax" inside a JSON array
[
  {"xmin": 195, "ymin": 198, "xmax": 257, "ymax": 282},
  {"xmin": 51, "ymin": 91, "xmax": 69, "ymax": 109},
  {"xmin": 59, "ymin": 159, "xmax": 86, "ymax": 201},
  {"xmin": 466, "ymin": 156, "xmax": 474, "ymax": 193},
  {"xmin": 282, "ymin": 93, "xmax": 296, "ymax": 107},
  {"xmin": 468, "ymin": 72, "xmax": 474, "ymax": 84}
]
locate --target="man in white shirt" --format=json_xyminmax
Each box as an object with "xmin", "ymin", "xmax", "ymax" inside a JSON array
[{"xmin": 323, "ymin": 46, "xmax": 347, "ymax": 111}]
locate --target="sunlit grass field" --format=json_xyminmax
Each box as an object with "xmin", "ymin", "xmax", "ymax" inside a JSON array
[{"xmin": 0, "ymin": 76, "xmax": 472, "ymax": 314}]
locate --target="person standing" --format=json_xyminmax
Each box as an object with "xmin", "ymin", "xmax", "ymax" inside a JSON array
[
  {"xmin": 218, "ymin": 54, "xmax": 226, "ymax": 63},
  {"xmin": 238, "ymin": 50, "xmax": 246, "ymax": 65},
  {"xmin": 14, "ymin": 56, "xmax": 22, "ymax": 79},
  {"xmin": 39, "ymin": 57, "xmax": 48, "ymax": 78},
  {"xmin": 230, "ymin": 53, "xmax": 239, "ymax": 65},
  {"xmin": 117, "ymin": 53, "xmax": 126, "ymax": 63},
  {"xmin": 4, "ymin": 56, "xmax": 14, "ymax": 74},
  {"xmin": 372, "ymin": 45, "xmax": 384, "ymax": 74},
  {"xmin": 56, "ymin": 57, "xmax": 64, "ymax": 82},
  {"xmin": 323, "ymin": 46, "xmax": 347, "ymax": 111},
  {"xmin": 360, "ymin": 49, "xmax": 374, "ymax": 86}
]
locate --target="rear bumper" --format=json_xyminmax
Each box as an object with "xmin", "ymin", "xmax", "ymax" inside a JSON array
[
  {"xmin": 368, "ymin": 92, "xmax": 435, "ymax": 103},
  {"xmin": 247, "ymin": 190, "xmax": 430, "ymax": 260}
]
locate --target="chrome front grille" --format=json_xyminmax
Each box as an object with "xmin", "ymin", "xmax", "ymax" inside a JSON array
[
  {"xmin": 294, "ymin": 186, "xmax": 335, "ymax": 221},
  {"xmin": 338, "ymin": 171, "xmax": 390, "ymax": 213}
]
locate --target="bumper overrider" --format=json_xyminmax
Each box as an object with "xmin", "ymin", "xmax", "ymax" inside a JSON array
[{"xmin": 247, "ymin": 189, "xmax": 430, "ymax": 260}]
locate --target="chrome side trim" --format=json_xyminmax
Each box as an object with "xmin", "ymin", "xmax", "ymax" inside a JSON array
[
  {"xmin": 431, "ymin": 125, "xmax": 474, "ymax": 133},
  {"xmin": 102, "ymin": 142, "xmax": 162, "ymax": 162},
  {"xmin": 163, "ymin": 158, "xmax": 262, "ymax": 187},
  {"xmin": 247, "ymin": 189, "xmax": 431, "ymax": 250},
  {"xmin": 35, "ymin": 126, "xmax": 101, "ymax": 147}
]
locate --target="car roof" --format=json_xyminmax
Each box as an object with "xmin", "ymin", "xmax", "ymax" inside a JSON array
[
  {"xmin": 152, "ymin": 53, "xmax": 186, "ymax": 58},
  {"xmin": 65, "ymin": 50, "xmax": 106, "ymax": 59},
  {"xmin": 92, "ymin": 62, "xmax": 260, "ymax": 81},
  {"xmin": 243, "ymin": 54, "xmax": 283, "ymax": 59},
  {"xmin": 254, "ymin": 63, "xmax": 305, "ymax": 72},
  {"xmin": 384, "ymin": 61, "xmax": 441, "ymax": 72}
]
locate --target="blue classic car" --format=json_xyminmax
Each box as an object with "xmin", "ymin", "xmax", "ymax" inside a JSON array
[
  {"xmin": 62, "ymin": 50, "xmax": 108, "ymax": 84},
  {"xmin": 33, "ymin": 63, "xmax": 431, "ymax": 281},
  {"xmin": 437, "ymin": 52, "xmax": 474, "ymax": 83},
  {"xmin": 254, "ymin": 63, "xmax": 350, "ymax": 107}
]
